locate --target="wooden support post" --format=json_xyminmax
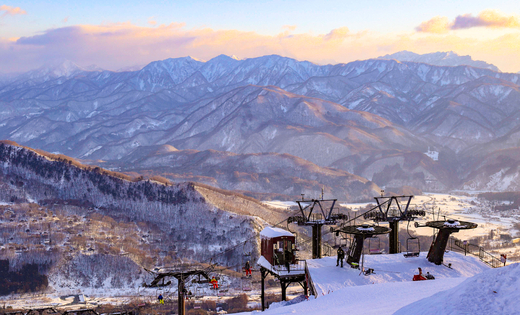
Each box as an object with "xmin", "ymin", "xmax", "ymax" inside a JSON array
[
  {"xmin": 281, "ymin": 279, "xmax": 287, "ymax": 301},
  {"xmin": 304, "ymin": 280, "xmax": 308, "ymax": 296},
  {"xmin": 261, "ymin": 268, "xmax": 267, "ymax": 311},
  {"xmin": 178, "ymin": 276, "xmax": 185, "ymax": 315}
]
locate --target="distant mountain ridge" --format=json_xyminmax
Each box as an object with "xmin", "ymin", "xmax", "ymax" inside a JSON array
[
  {"xmin": 377, "ymin": 51, "xmax": 500, "ymax": 72},
  {"xmin": 1, "ymin": 53, "xmax": 520, "ymax": 195}
]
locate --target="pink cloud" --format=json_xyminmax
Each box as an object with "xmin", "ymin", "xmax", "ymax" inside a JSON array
[
  {"xmin": 0, "ymin": 5, "xmax": 27, "ymax": 17},
  {"xmin": 2, "ymin": 21, "xmax": 520, "ymax": 73},
  {"xmin": 452, "ymin": 10, "xmax": 520, "ymax": 29},
  {"xmin": 417, "ymin": 10, "xmax": 520, "ymax": 33},
  {"xmin": 415, "ymin": 16, "xmax": 451, "ymax": 34}
]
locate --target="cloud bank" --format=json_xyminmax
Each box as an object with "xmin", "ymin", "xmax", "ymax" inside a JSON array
[
  {"xmin": 417, "ymin": 10, "xmax": 520, "ymax": 33},
  {"xmin": 1, "ymin": 19, "xmax": 520, "ymax": 73}
]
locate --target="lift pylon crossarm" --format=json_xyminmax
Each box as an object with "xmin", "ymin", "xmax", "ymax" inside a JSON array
[
  {"xmin": 289, "ymin": 198, "xmax": 347, "ymax": 259},
  {"xmin": 295, "ymin": 198, "xmax": 339, "ymax": 224}
]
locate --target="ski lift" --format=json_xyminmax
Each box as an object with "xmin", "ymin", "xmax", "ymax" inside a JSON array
[
  {"xmin": 404, "ymin": 220, "xmax": 420, "ymax": 258},
  {"xmin": 367, "ymin": 236, "xmax": 384, "ymax": 255},
  {"xmin": 242, "ymin": 278, "xmax": 253, "ymax": 292},
  {"xmin": 194, "ymin": 287, "xmax": 204, "ymax": 299},
  {"xmin": 243, "ymin": 251, "xmax": 253, "ymax": 278},
  {"xmin": 332, "ymin": 230, "xmax": 348, "ymax": 249}
]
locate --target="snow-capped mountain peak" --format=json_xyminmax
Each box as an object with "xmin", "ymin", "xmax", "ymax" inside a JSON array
[
  {"xmin": 28, "ymin": 59, "xmax": 85, "ymax": 80},
  {"xmin": 378, "ymin": 50, "xmax": 500, "ymax": 72}
]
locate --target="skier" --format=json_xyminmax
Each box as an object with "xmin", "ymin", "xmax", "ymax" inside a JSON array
[
  {"xmin": 211, "ymin": 276, "xmax": 219, "ymax": 289},
  {"xmin": 244, "ymin": 260, "xmax": 252, "ymax": 277},
  {"xmin": 413, "ymin": 267, "xmax": 427, "ymax": 281},
  {"xmin": 425, "ymin": 272, "xmax": 435, "ymax": 280},
  {"xmin": 157, "ymin": 293, "xmax": 164, "ymax": 304},
  {"xmin": 337, "ymin": 246, "xmax": 345, "ymax": 267}
]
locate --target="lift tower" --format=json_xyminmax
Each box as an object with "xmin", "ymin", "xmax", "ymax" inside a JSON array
[
  {"xmin": 363, "ymin": 195, "xmax": 425, "ymax": 254},
  {"xmin": 288, "ymin": 196, "xmax": 347, "ymax": 259},
  {"xmin": 144, "ymin": 264, "xmax": 211, "ymax": 315}
]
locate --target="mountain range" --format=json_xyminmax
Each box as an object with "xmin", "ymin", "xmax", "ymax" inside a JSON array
[
  {"xmin": 1, "ymin": 51, "xmax": 520, "ymax": 199},
  {"xmin": 377, "ymin": 51, "xmax": 500, "ymax": 72}
]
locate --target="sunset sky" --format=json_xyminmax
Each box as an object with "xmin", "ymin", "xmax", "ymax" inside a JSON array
[{"xmin": 1, "ymin": 0, "xmax": 520, "ymax": 73}]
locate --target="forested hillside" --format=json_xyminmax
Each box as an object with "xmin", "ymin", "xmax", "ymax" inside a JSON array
[{"xmin": 0, "ymin": 141, "xmax": 285, "ymax": 292}]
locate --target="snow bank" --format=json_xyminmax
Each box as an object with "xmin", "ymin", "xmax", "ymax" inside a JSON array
[{"xmin": 394, "ymin": 262, "xmax": 520, "ymax": 315}]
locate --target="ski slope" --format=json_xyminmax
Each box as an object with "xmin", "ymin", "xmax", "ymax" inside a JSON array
[
  {"xmin": 239, "ymin": 251, "xmax": 512, "ymax": 315},
  {"xmin": 306, "ymin": 252, "xmax": 488, "ymax": 296}
]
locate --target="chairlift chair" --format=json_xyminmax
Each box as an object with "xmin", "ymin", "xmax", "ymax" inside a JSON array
[
  {"xmin": 332, "ymin": 230, "xmax": 348, "ymax": 249},
  {"xmin": 242, "ymin": 278, "xmax": 253, "ymax": 292},
  {"xmin": 403, "ymin": 237, "xmax": 420, "ymax": 257},
  {"xmin": 404, "ymin": 221, "xmax": 420, "ymax": 258},
  {"xmin": 194, "ymin": 287, "xmax": 204, "ymax": 299},
  {"xmin": 367, "ymin": 236, "xmax": 384, "ymax": 255}
]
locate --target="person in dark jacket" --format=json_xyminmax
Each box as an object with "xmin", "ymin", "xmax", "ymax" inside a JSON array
[
  {"xmin": 337, "ymin": 246, "xmax": 345, "ymax": 267},
  {"xmin": 158, "ymin": 294, "xmax": 164, "ymax": 304},
  {"xmin": 284, "ymin": 248, "xmax": 292, "ymax": 273}
]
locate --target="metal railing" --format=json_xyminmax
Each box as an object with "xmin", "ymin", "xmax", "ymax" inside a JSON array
[
  {"xmin": 321, "ymin": 243, "xmax": 334, "ymax": 257},
  {"xmin": 271, "ymin": 259, "xmax": 306, "ymax": 273},
  {"xmin": 304, "ymin": 260, "xmax": 317, "ymax": 298},
  {"xmin": 452, "ymin": 239, "xmax": 503, "ymax": 268}
]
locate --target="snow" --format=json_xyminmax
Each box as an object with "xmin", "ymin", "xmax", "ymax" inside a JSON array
[
  {"xmin": 262, "ymin": 201, "xmax": 300, "ymax": 209},
  {"xmin": 443, "ymin": 220, "xmax": 465, "ymax": 228},
  {"xmin": 306, "ymin": 252, "xmax": 488, "ymax": 296},
  {"xmin": 425, "ymin": 148, "xmax": 439, "ymax": 161},
  {"xmin": 239, "ymin": 252, "xmax": 498, "ymax": 315},
  {"xmin": 394, "ymin": 263, "xmax": 520, "ymax": 315},
  {"xmin": 260, "ymin": 226, "xmax": 294, "ymax": 238},
  {"xmin": 240, "ymin": 278, "xmax": 466, "ymax": 315}
]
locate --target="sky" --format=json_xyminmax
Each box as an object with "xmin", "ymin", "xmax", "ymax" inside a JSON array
[{"xmin": 1, "ymin": 0, "xmax": 520, "ymax": 73}]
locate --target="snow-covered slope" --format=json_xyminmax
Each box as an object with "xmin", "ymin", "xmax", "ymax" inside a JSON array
[
  {"xmin": 245, "ymin": 278, "xmax": 467, "ymax": 315},
  {"xmin": 395, "ymin": 262, "xmax": 520, "ymax": 315},
  {"xmin": 306, "ymin": 252, "xmax": 489, "ymax": 296},
  {"xmin": 240, "ymin": 252, "xmax": 506, "ymax": 315}
]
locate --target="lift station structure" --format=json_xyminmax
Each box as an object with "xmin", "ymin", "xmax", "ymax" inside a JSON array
[
  {"xmin": 257, "ymin": 226, "xmax": 308, "ymax": 311},
  {"xmin": 288, "ymin": 197, "xmax": 348, "ymax": 259},
  {"xmin": 363, "ymin": 195, "xmax": 425, "ymax": 254},
  {"xmin": 333, "ymin": 224, "xmax": 391, "ymax": 266},
  {"xmin": 423, "ymin": 219, "xmax": 478, "ymax": 265}
]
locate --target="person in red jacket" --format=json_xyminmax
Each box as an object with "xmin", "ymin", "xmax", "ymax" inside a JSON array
[
  {"xmin": 413, "ymin": 267, "xmax": 427, "ymax": 281},
  {"xmin": 211, "ymin": 276, "xmax": 219, "ymax": 289},
  {"xmin": 244, "ymin": 261, "xmax": 252, "ymax": 277}
]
